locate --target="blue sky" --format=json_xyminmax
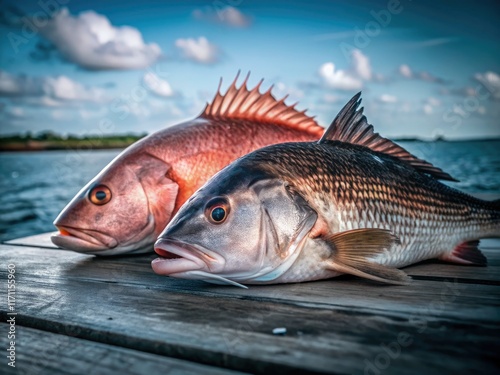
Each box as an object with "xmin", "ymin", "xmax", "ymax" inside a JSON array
[{"xmin": 0, "ymin": 0, "xmax": 499, "ymax": 139}]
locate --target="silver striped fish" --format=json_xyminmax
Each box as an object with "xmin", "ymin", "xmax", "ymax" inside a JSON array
[{"xmin": 152, "ymin": 93, "xmax": 500, "ymax": 287}]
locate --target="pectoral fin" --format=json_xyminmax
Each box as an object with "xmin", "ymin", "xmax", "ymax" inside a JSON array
[{"xmin": 324, "ymin": 229, "xmax": 411, "ymax": 285}]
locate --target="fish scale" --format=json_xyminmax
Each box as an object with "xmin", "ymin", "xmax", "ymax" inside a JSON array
[
  {"xmin": 244, "ymin": 140, "xmax": 499, "ymax": 268},
  {"xmin": 153, "ymin": 92, "xmax": 500, "ymax": 286}
]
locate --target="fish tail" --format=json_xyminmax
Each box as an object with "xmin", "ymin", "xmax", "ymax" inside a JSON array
[{"xmin": 440, "ymin": 199, "xmax": 500, "ymax": 266}]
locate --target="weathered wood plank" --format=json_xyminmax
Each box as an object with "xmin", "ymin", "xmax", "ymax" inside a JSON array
[
  {"xmin": 4, "ymin": 232, "xmax": 58, "ymax": 249},
  {"xmin": 1, "ymin": 243, "xmax": 499, "ymax": 375},
  {"xmin": 0, "ymin": 323, "xmax": 246, "ymax": 375},
  {"xmin": 1, "ymin": 274, "xmax": 499, "ymax": 375},
  {"xmin": 1, "ymin": 244, "xmax": 499, "ymax": 320}
]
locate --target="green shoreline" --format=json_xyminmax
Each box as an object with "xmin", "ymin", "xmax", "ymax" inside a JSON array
[{"xmin": 0, "ymin": 132, "xmax": 147, "ymax": 152}]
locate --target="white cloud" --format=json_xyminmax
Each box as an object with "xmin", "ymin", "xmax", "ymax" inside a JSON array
[
  {"xmin": 143, "ymin": 72, "xmax": 174, "ymax": 97},
  {"xmin": 193, "ymin": 6, "xmax": 251, "ymax": 27},
  {"xmin": 398, "ymin": 64, "xmax": 445, "ymax": 83},
  {"xmin": 351, "ymin": 50, "xmax": 371, "ymax": 81},
  {"xmin": 273, "ymin": 82, "xmax": 304, "ymax": 102},
  {"xmin": 399, "ymin": 64, "xmax": 412, "ymax": 78},
  {"xmin": 0, "ymin": 70, "xmax": 107, "ymax": 105},
  {"xmin": 474, "ymin": 71, "xmax": 500, "ymax": 99},
  {"xmin": 44, "ymin": 76, "xmax": 105, "ymax": 101},
  {"xmin": 38, "ymin": 8, "xmax": 162, "ymax": 70},
  {"xmin": 423, "ymin": 104, "xmax": 433, "ymax": 115},
  {"xmin": 426, "ymin": 97, "xmax": 441, "ymax": 106},
  {"xmin": 318, "ymin": 49, "xmax": 374, "ymax": 91},
  {"xmin": 379, "ymin": 94, "xmax": 397, "ymax": 103},
  {"xmin": 422, "ymin": 97, "xmax": 442, "ymax": 115},
  {"xmin": 6, "ymin": 106, "xmax": 25, "ymax": 118},
  {"xmin": 175, "ymin": 37, "xmax": 220, "ymax": 64},
  {"xmin": 318, "ymin": 62, "xmax": 363, "ymax": 91},
  {"xmin": 0, "ymin": 71, "xmax": 40, "ymax": 96}
]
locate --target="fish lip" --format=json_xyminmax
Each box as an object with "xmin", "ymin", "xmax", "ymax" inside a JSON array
[
  {"xmin": 152, "ymin": 238, "xmax": 220, "ymax": 275},
  {"xmin": 51, "ymin": 224, "xmax": 118, "ymax": 251},
  {"xmin": 52, "ymin": 215, "xmax": 156, "ymax": 255}
]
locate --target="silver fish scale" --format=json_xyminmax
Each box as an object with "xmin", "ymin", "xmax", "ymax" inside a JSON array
[{"xmin": 243, "ymin": 141, "xmax": 500, "ymax": 268}]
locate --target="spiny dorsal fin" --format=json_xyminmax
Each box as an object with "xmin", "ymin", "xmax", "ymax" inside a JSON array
[
  {"xmin": 201, "ymin": 71, "xmax": 324, "ymax": 137},
  {"xmin": 318, "ymin": 93, "xmax": 457, "ymax": 181}
]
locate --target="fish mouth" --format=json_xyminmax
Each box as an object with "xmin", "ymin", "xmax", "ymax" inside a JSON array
[
  {"xmin": 152, "ymin": 238, "xmax": 216, "ymax": 275},
  {"xmin": 51, "ymin": 224, "xmax": 118, "ymax": 254}
]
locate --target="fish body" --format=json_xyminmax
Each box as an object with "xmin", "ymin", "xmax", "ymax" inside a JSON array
[
  {"xmin": 51, "ymin": 74, "xmax": 323, "ymax": 255},
  {"xmin": 153, "ymin": 93, "xmax": 500, "ymax": 286}
]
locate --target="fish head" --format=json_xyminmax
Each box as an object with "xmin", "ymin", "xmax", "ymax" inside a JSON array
[
  {"xmin": 153, "ymin": 164, "xmax": 316, "ymax": 286},
  {"xmin": 52, "ymin": 153, "xmax": 178, "ymax": 255}
]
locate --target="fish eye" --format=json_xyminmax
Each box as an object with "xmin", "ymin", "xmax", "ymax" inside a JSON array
[
  {"xmin": 205, "ymin": 197, "xmax": 230, "ymax": 224},
  {"xmin": 88, "ymin": 185, "xmax": 112, "ymax": 205}
]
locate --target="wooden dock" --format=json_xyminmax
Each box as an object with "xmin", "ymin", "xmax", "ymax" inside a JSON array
[{"xmin": 1, "ymin": 233, "xmax": 499, "ymax": 374}]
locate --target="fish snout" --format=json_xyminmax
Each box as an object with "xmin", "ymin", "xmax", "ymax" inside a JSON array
[
  {"xmin": 51, "ymin": 224, "xmax": 118, "ymax": 254},
  {"xmin": 152, "ymin": 238, "xmax": 217, "ymax": 276}
]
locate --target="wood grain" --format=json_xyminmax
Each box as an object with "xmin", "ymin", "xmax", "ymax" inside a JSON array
[
  {"xmin": 0, "ymin": 323, "xmax": 246, "ymax": 375},
  {"xmin": 1, "ymin": 237, "xmax": 499, "ymax": 374}
]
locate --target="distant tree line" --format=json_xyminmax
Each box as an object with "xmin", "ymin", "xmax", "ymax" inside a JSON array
[{"xmin": 0, "ymin": 131, "xmax": 149, "ymax": 151}]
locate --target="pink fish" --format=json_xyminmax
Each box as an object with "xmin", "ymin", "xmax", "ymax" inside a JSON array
[{"xmin": 52, "ymin": 73, "xmax": 324, "ymax": 255}]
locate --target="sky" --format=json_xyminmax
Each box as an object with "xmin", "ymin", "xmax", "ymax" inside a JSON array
[{"xmin": 0, "ymin": 0, "xmax": 499, "ymax": 140}]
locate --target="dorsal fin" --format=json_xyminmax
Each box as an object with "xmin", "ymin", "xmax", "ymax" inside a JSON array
[
  {"xmin": 200, "ymin": 71, "xmax": 324, "ymax": 137},
  {"xmin": 319, "ymin": 93, "xmax": 457, "ymax": 181}
]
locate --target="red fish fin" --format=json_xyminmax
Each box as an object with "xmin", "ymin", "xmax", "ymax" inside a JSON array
[
  {"xmin": 440, "ymin": 240, "xmax": 487, "ymax": 266},
  {"xmin": 324, "ymin": 229, "xmax": 411, "ymax": 285},
  {"xmin": 201, "ymin": 71, "xmax": 324, "ymax": 137},
  {"xmin": 318, "ymin": 93, "xmax": 457, "ymax": 181}
]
